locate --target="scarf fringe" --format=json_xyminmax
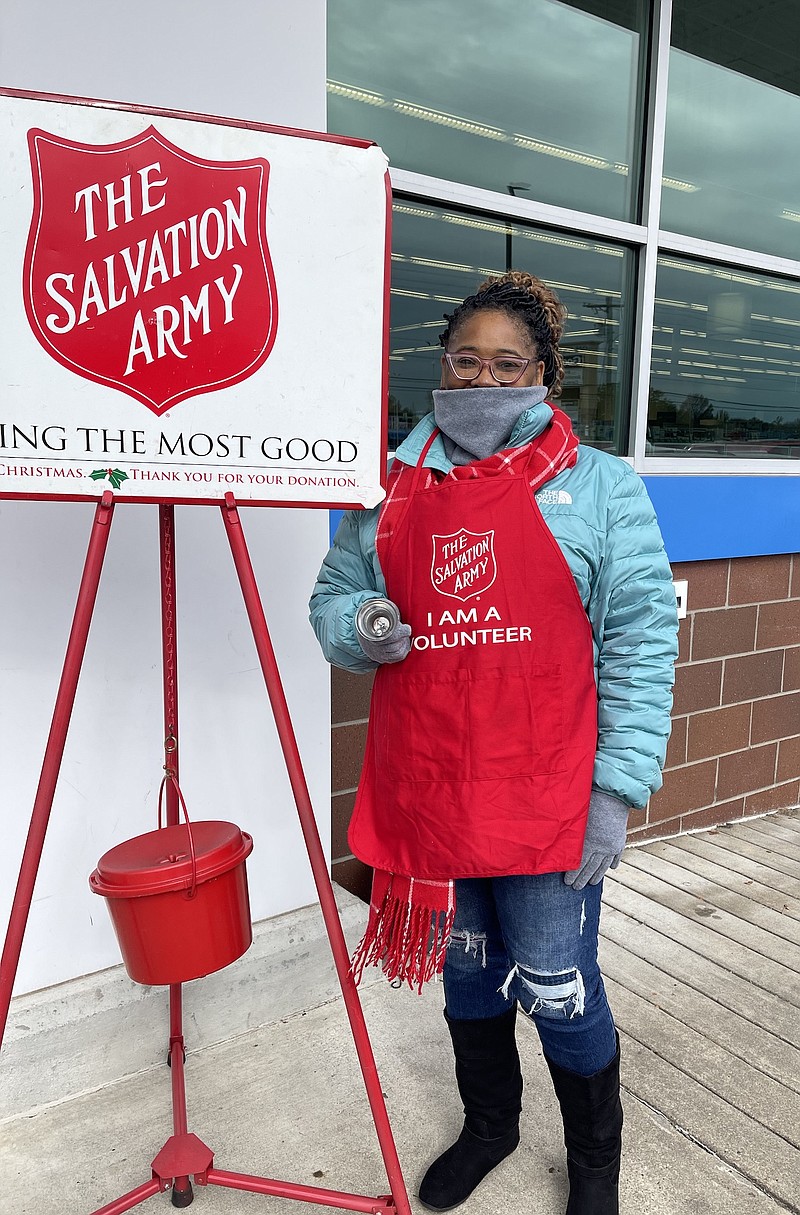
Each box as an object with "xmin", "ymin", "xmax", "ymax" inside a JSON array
[{"xmin": 350, "ymin": 878, "xmax": 455, "ymax": 994}]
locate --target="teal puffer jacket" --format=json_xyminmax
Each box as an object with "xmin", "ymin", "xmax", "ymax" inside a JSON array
[{"xmin": 310, "ymin": 403, "xmax": 679, "ymax": 809}]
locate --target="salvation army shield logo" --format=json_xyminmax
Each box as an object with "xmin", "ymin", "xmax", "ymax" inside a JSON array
[
  {"xmin": 23, "ymin": 125, "xmax": 278, "ymax": 415},
  {"xmin": 431, "ymin": 529, "xmax": 496, "ymax": 601}
]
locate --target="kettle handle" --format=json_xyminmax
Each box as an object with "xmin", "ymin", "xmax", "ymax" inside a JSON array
[{"xmin": 157, "ymin": 774, "xmax": 198, "ymax": 899}]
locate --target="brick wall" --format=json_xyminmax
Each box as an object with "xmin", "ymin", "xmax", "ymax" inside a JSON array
[
  {"xmin": 629, "ymin": 552, "xmax": 800, "ymax": 842},
  {"xmin": 330, "ymin": 553, "xmax": 800, "ymax": 898},
  {"xmin": 330, "ymin": 665, "xmax": 374, "ymax": 900}
]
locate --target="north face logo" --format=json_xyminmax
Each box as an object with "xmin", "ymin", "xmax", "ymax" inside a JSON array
[
  {"xmin": 431, "ymin": 529, "xmax": 497, "ymax": 601},
  {"xmin": 536, "ymin": 488, "xmax": 573, "ymax": 505}
]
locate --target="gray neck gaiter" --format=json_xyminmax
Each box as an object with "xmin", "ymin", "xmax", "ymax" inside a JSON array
[{"xmin": 432, "ymin": 385, "xmax": 549, "ymax": 465}]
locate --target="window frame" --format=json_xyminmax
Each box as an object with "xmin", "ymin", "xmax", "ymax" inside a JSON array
[{"xmin": 383, "ymin": 0, "xmax": 800, "ymax": 476}]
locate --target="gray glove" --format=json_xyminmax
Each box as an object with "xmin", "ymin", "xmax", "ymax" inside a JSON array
[
  {"xmin": 357, "ymin": 613, "xmax": 412, "ymax": 664},
  {"xmin": 564, "ymin": 790, "xmax": 630, "ymax": 889}
]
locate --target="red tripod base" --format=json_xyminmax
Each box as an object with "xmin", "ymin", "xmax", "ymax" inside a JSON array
[
  {"xmin": 152, "ymin": 1134, "xmax": 213, "ymax": 1197},
  {"xmin": 91, "ymin": 1131, "xmax": 399, "ymax": 1215}
]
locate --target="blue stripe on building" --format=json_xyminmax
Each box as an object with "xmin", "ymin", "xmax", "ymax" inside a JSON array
[
  {"xmin": 332, "ymin": 476, "xmax": 800, "ymax": 563},
  {"xmin": 644, "ymin": 476, "xmax": 800, "ymax": 563}
]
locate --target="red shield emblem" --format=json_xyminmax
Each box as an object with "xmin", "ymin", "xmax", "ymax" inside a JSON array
[
  {"xmin": 431, "ymin": 529, "xmax": 496, "ymax": 601},
  {"xmin": 23, "ymin": 125, "xmax": 277, "ymax": 415}
]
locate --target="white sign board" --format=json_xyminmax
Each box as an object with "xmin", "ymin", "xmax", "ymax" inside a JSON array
[{"xmin": 0, "ymin": 90, "xmax": 390, "ymax": 507}]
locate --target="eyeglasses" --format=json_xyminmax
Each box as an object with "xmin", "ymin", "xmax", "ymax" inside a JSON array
[{"xmin": 443, "ymin": 352, "xmax": 536, "ymax": 385}]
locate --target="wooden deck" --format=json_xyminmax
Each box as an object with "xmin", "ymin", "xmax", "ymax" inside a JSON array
[{"xmin": 602, "ymin": 811, "xmax": 800, "ymax": 1213}]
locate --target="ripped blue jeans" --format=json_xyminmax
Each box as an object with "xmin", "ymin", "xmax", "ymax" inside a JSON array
[{"xmin": 443, "ymin": 874, "xmax": 616, "ymax": 1076}]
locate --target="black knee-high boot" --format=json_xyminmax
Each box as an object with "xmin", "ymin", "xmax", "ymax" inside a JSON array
[
  {"xmin": 418, "ymin": 1006, "xmax": 523, "ymax": 1211},
  {"xmin": 545, "ymin": 1036, "xmax": 623, "ymax": 1215}
]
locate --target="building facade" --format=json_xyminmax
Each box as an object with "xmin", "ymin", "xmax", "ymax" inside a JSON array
[{"xmin": 1, "ymin": 1, "xmax": 798, "ymax": 992}]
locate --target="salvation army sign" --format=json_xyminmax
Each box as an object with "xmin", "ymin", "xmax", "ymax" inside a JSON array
[
  {"xmin": 1, "ymin": 90, "xmax": 390, "ymax": 507},
  {"xmin": 24, "ymin": 125, "xmax": 277, "ymax": 415}
]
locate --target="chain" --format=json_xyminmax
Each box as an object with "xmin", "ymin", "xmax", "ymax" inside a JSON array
[{"xmin": 161, "ymin": 507, "xmax": 178, "ymax": 779}]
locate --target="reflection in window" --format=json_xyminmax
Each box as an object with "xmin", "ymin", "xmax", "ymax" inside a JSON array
[
  {"xmin": 389, "ymin": 202, "xmax": 634, "ymax": 454},
  {"xmin": 649, "ymin": 256, "xmax": 800, "ymax": 458},
  {"xmin": 328, "ymin": 0, "xmax": 646, "ymax": 222},
  {"xmin": 663, "ymin": 2, "xmax": 800, "ymax": 259}
]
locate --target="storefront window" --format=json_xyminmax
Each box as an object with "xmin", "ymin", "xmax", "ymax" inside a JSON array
[
  {"xmin": 389, "ymin": 201, "xmax": 634, "ymax": 453},
  {"xmin": 663, "ymin": 2, "xmax": 800, "ymax": 259},
  {"xmin": 328, "ymin": 1, "xmax": 647, "ymax": 222},
  {"xmin": 648, "ymin": 255, "xmax": 800, "ymax": 458}
]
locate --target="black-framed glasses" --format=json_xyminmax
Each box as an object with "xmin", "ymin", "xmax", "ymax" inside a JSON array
[{"xmin": 443, "ymin": 352, "xmax": 536, "ymax": 385}]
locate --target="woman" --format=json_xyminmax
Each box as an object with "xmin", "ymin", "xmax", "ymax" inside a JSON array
[{"xmin": 309, "ymin": 271, "xmax": 678, "ymax": 1215}]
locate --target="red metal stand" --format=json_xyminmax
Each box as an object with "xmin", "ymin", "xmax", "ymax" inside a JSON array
[
  {"xmin": 0, "ymin": 498, "xmax": 412, "ymax": 1215},
  {"xmin": 158, "ymin": 503, "xmax": 194, "ymax": 1209}
]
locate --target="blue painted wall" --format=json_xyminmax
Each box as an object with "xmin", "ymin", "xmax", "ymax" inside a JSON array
[
  {"xmin": 643, "ymin": 476, "xmax": 800, "ymax": 563},
  {"xmin": 329, "ymin": 509, "xmax": 345, "ymax": 544}
]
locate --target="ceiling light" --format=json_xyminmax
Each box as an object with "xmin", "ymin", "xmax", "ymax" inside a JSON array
[
  {"xmin": 661, "ymin": 176, "xmax": 700, "ymax": 193},
  {"xmin": 329, "ymin": 79, "xmax": 701, "ymax": 193},
  {"xmin": 327, "ymin": 81, "xmax": 386, "ymax": 107}
]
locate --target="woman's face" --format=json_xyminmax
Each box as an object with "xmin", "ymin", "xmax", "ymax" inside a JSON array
[{"xmin": 441, "ymin": 310, "xmax": 545, "ymax": 389}]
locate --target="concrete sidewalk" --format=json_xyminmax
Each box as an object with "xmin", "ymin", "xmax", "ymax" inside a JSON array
[{"xmin": 2, "ymin": 811, "xmax": 799, "ymax": 1214}]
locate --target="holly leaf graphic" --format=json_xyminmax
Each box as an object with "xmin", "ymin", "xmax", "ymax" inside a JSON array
[{"xmin": 90, "ymin": 468, "xmax": 129, "ymax": 490}]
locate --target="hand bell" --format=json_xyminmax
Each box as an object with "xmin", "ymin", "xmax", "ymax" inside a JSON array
[{"xmin": 355, "ymin": 598, "xmax": 400, "ymax": 642}]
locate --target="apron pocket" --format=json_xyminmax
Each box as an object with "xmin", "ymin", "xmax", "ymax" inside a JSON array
[
  {"xmin": 380, "ymin": 664, "xmax": 565, "ymax": 782},
  {"xmin": 380, "ymin": 669, "xmax": 471, "ymax": 783},
  {"xmin": 466, "ymin": 665, "xmax": 566, "ymax": 779}
]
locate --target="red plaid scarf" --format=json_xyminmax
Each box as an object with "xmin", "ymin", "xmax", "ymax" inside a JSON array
[{"xmin": 350, "ymin": 407, "xmax": 580, "ymax": 992}]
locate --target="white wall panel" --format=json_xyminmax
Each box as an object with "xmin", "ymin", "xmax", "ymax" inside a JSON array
[{"xmin": 0, "ymin": 0, "xmax": 332, "ymax": 995}]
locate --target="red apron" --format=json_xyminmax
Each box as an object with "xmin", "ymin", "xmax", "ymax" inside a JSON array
[{"xmin": 349, "ymin": 426, "xmax": 598, "ymax": 879}]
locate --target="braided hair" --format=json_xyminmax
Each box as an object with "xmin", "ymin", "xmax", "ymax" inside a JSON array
[{"xmin": 439, "ymin": 270, "xmax": 567, "ymax": 397}]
